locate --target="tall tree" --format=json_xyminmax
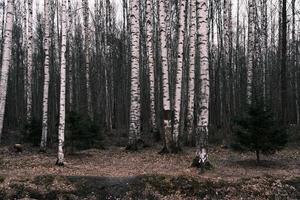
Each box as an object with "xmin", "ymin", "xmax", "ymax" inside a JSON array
[
  {"xmin": 26, "ymin": 0, "xmax": 33, "ymax": 121},
  {"xmin": 40, "ymin": 0, "xmax": 51, "ymax": 151},
  {"xmin": 22, "ymin": 0, "xmax": 28, "ymax": 119},
  {"xmin": 186, "ymin": 0, "xmax": 196, "ymax": 145},
  {"xmin": 193, "ymin": 0, "xmax": 210, "ymax": 169},
  {"xmin": 127, "ymin": 0, "xmax": 141, "ymax": 150},
  {"xmin": 280, "ymin": 0, "xmax": 287, "ymax": 124},
  {"xmin": 173, "ymin": 0, "xmax": 186, "ymax": 151},
  {"xmin": 292, "ymin": 0, "xmax": 299, "ymax": 124},
  {"xmin": 221, "ymin": 0, "xmax": 231, "ymax": 147},
  {"xmin": 57, "ymin": 0, "xmax": 67, "ymax": 166},
  {"xmin": 146, "ymin": 0, "xmax": 157, "ymax": 134},
  {"xmin": 82, "ymin": 0, "xmax": 92, "ymax": 116},
  {"xmin": 0, "ymin": 0, "xmax": 14, "ymax": 142},
  {"xmin": 159, "ymin": 0, "xmax": 173, "ymax": 153},
  {"xmin": 68, "ymin": 0, "xmax": 73, "ymax": 111},
  {"xmin": 261, "ymin": 0, "xmax": 268, "ymax": 105},
  {"xmin": 247, "ymin": 0, "xmax": 254, "ymax": 104}
]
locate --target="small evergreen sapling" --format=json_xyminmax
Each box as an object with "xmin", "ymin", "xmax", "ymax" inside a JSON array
[{"xmin": 232, "ymin": 104, "xmax": 288, "ymax": 163}]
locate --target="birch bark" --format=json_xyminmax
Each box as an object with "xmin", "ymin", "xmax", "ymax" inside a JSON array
[
  {"xmin": 0, "ymin": 0, "xmax": 14, "ymax": 142},
  {"xmin": 146, "ymin": 0, "xmax": 157, "ymax": 134},
  {"xmin": 159, "ymin": 0, "xmax": 172, "ymax": 153},
  {"xmin": 193, "ymin": 0, "xmax": 210, "ymax": 170},
  {"xmin": 41, "ymin": 0, "xmax": 51, "ymax": 151},
  {"xmin": 187, "ymin": 0, "xmax": 196, "ymax": 145},
  {"xmin": 127, "ymin": 0, "xmax": 141, "ymax": 150},
  {"xmin": 26, "ymin": 0, "xmax": 33, "ymax": 121},
  {"xmin": 173, "ymin": 0, "xmax": 186, "ymax": 151},
  {"xmin": 57, "ymin": 0, "xmax": 67, "ymax": 166},
  {"xmin": 247, "ymin": 0, "xmax": 254, "ymax": 104},
  {"xmin": 82, "ymin": 0, "xmax": 92, "ymax": 117}
]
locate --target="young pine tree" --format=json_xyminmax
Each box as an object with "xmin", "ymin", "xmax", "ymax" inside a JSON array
[{"xmin": 232, "ymin": 103, "xmax": 288, "ymax": 163}]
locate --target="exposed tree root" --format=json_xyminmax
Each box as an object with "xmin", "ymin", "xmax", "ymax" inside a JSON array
[{"xmin": 191, "ymin": 156, "xmax": 213, "ymax": 173}]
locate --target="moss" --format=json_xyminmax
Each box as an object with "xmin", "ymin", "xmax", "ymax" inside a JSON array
[
  {"xmin": 141, "ymin": 175, "xmax": 175, "ymax": 195},
  {"xmin": 140, "ymin": 174, "xmax": 229, "ymax": 198},
  {"xmin": 9, "ymin": 183, "xmax": 26, "ymax": 199},
  {"xmin": 33, "ymin": 175, "xmax": 55, "ymax": 187}
]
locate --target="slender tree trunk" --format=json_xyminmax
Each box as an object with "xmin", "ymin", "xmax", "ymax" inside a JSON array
[
  {"xmin": 0, "ymin": 0, "xmax": 14, "ymax": 142},
  {"xmin": 57, "ymin": 0, "xmax": 67, "ymax": 166},
  {"xmin": 146, "ymin": 0, "xmax": 157, "ymax": 134},
  {"xmin": 222, "ymin": 0, "xmax": 230, "ymax": 147},
  {"xmin": 193, "ymin": 0, "xmax": 210, "ymax": 170},
  {"xmin": 159, "ymin": 0, "xmax": 172, "ymax": 153},
  {"xmin": 127, "ymin": 0, "xmax": 141, "ymax": 150},
  {"xmin": 68, "ymin": 0, "xmax": 73, "ymax": 111},
  {"xmin": 173, "ymin": 0, "xmax": 186, "ymax": 151},
  {"xmin": 281, "ymin": 0, "xmax": 287, "ymax": 124},
  {"xmin": 23, "ymin": 0, "xmax": 28, "ymax": 120},
  {"xmin": 82, "ymin": 0, "xmax": 92, "ymax": 117},
  {"xmin": 26, "ymin": 0, "xmax": 33, "ymax": 121},
  {"xmin": 40, "ymin": 0, "xmax": 51, "ymax": 151},
  {"xmin": 247, "ymin": 0, "xmax": 254, "ymax": 105},
  {"xmin": 261, "ymin": 0, "xmax": 268, "ymax": 106},
  {"xmin": 186, "ymin": 0, "xmax": 196, "ymax": 145},
  {"xmin": 292, "ymin": 0, "xmax": 299, "ymax": 124}
]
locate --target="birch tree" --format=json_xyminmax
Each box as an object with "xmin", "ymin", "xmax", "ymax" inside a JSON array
[
  {"xmin": 261, "ymin": 0, "xmax": 268, "ymax": 105},
  {"xmin": 82, "ymin": 0, "xmax": 92, "ymax": 116},
  {"xmin": 68, "ymin": 0, "xmax": 73, "ymax": 111},
  {"xmin": 187, "ymin": 0, "xmax": 197, "ymax": 145},
  {"xmin": 127, "ymin": 0, "xmax": 141, "ymax": 150},
  {"xmin": 26, "ymin": 0, "xmax": 33, "ymax": 121},
  {"xmin": 22, "ymin": 0, "xmax": 28, "ymax": 118},
  {"xmin": 146, "ymin": 0, "xmax": 157, "ymax": 134},
  {"xmin": 173, "ymin": 0, "xmax": 186, "ymax": 151},
  {"xmin": 40, "ymin": 0, "xmax": 50, "ymax": 151},
  {"xmin": 247, "ymin": 0, "xmax": 254, "ymax": 104},
  {"xmin": 0, "ymin": 0, "xmax": 14, "ymax": 142},
  {"xmin": 159, "ymin": 0, "xmax": 173, "ymax": 153},
  {"xmin": 57, "ymin": 0, "xmax": 67, "ymax": 166},
  {"xmin": 193, "ymin": 0, "xmax": 211, "ymax": 170}
]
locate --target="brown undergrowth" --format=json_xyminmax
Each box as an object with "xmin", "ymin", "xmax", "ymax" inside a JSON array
[{"xmin": 0, "ymin": 145, "xmax": 299, "ymax": 199}]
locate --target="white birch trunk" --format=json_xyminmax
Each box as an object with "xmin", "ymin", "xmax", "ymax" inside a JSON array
[
  {"xmin": 23, "ymin": 0, "xmax": 28, "ymax": 115},
  {"xmin": 82, "ymin": 0, "xmax": 92, "ymax": 117},
  {"xmin": 68, "ymin": 0, "xmax": 73, "ymax": 110},
  {"xmin": 159, "ymin": 0, "xmax": 172, "ymax": 152},
  {"xmin": 26, "ymin": 0, "xmax": 33, "ymax": 121},
  {"xmin": 40, "ymin": 0, "xmax": 50, "ymax": 151},
  {"xmin": 247, "ymin": 0, "xmax": 254, "ymax": 104},
  {"xmin": 195, "ymin": 0, "xmax": 210, "ymax": 168},
  {"xmin": 261, "ymin": 0, "xmax": 267, "ymax": 105},
  {"xmin": 187, "ymin": 0, "xmax": 196, "ymax": 145},
  {"xmin": 22, "ymin": 0, "xmax": 27, "ymax": 51},
  {"xmin": 173, "ymin": 0, "xmax": 186, "ymax": 150},
  {"xmin": 127, "ymin": 0, "xmax": 141, "ymax": 149},
  {"xmin": 0, "ymin": 0, "xmax": 14, "ymax": 142},
  {"xmin": 57, "ymin": 0, "xmax": 67, "ymax": 166},
  {"xmin": 146, "ymin": 0, "xmax": 157, "ymax": 133}
]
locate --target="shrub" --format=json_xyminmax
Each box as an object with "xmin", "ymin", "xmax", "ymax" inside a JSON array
[
  {"xmin": 231, "ymin": 103, "xmax": 288, "ymax": 163},
  {"xmin": 23, "ymin": 119, "xmax": 42, "ymax": 146},
  {"xmin": 66, "ymin": 112, "xmax": 103, "ymax": 151}
]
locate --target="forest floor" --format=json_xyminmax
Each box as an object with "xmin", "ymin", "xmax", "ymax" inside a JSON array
[{"xmin": 0, "ymin": 144, "xmax": 299, "ymax": 199}]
